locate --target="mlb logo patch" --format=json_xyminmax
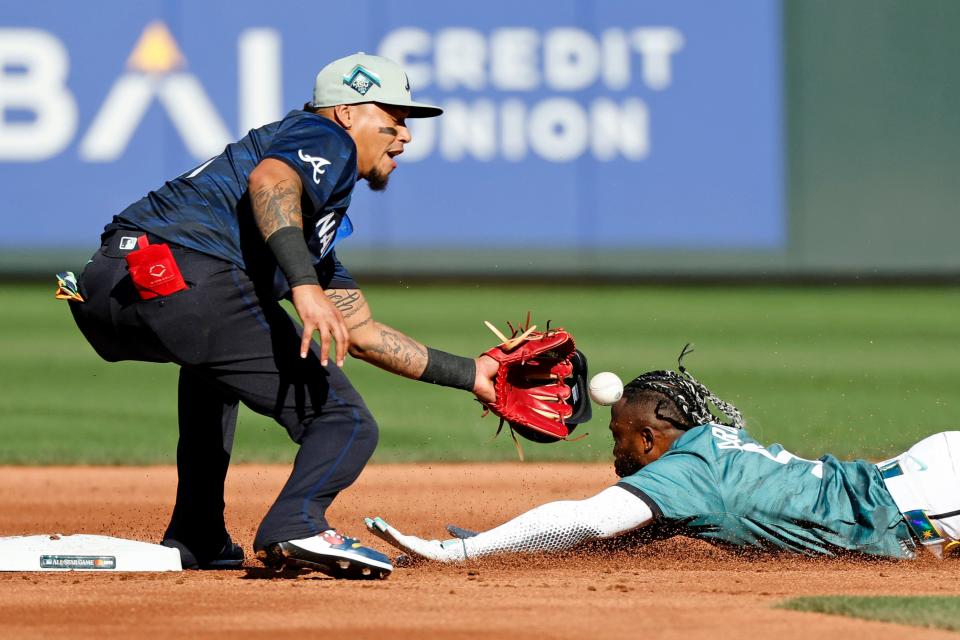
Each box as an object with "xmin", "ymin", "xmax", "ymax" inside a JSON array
[
  {"xmin": 342, "ymin": 65, "xmax": 381, "ymax": 96},
  {"xmin": 119, "ymin": 236, "xmax": 139, "ymax": 250}
]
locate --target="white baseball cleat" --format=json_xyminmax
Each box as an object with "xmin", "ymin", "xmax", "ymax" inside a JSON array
[{"xmin": 257, "ymin": 529, "xmax": 392, "ymax": 579}]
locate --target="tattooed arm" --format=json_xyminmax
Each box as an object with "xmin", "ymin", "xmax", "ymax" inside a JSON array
[
  {"xmin": 249, "ymin": 158, "xmax": 305, "ymax": 236},
  {"xmin": 325, "ymin": 288, "xmax": 496, "ymax": 402},
  {"xmin": 248, "ymin": 158, "xmax": 349, "ymax": 365},
  {"xmin": 325, "ymin": 288, "xmax": 426, "ymax": 377}
]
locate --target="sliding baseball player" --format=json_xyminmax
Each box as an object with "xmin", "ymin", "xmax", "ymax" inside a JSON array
[{"xmin": 368, "ymin": 360, "xmax": 960, "ymax": 562}]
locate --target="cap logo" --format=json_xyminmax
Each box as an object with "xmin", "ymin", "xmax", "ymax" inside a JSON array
[{"xmin": 342, "ymin": 65, "xmax": 381, "ymax": 96}]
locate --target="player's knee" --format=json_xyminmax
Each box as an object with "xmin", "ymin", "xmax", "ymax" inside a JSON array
[{"xmin": 354, "ymin": 406, "xmax": 379, "ymax": 457}]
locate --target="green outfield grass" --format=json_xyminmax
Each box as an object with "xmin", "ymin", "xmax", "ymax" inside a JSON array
[
  {"xmin": 0, "ymin": 282, "xmax": 958, "ymax": 465},
  {"xmin": 780, "ymin": 596, "xmax": 960, "ymax": 632}
]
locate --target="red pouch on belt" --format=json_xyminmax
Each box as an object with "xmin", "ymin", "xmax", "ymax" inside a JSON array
[{"xmin": 124, "ymin": 235, "xmax": 188, "ymax": 300}]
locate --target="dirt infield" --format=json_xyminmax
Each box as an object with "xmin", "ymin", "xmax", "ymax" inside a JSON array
[{"xmin": 2, "ymin": 464, "xmax": 960, "ymax": 639}]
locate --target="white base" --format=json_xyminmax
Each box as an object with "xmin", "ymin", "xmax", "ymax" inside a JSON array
[{"xmin": 0, "ymin": 534, "xmax": 182, "ymax": 571}]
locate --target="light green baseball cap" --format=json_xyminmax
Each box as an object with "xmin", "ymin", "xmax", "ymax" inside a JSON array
[{"xmin": 311, "ymin": 52, "xmax": 442, "ymax": 118}]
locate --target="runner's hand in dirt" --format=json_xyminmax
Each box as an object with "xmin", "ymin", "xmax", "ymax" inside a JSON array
[
  {"xmin": 365, "ymin": 517, "xmax": 466, "ymax": 562},
  {"xmin": 291, "ymin": 284, "xmax": 349, "ymax": 366}
]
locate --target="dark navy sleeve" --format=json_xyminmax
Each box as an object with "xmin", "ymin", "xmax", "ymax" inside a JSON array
[
  {"xmin": 262, "ymin": 114, "xmax": 357, "ymax": 213},
  {"xmin": 317, "ymin": 250, "xmax": 358, "ymax": 290}
]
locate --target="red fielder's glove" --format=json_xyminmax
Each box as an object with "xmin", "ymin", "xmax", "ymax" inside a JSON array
[{"xmin": 481, "ymin": 319, "xmax": 591, "ymax": 448}]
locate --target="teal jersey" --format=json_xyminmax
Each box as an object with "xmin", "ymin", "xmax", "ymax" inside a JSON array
[{"xmin": 618, "ymin": 424, "xmax": 916, "ymax": 558}]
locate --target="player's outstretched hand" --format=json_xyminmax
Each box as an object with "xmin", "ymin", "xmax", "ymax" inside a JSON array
[
  {"xmin": 365, "ymin": 517, "xmax": 466, "ymax": 563},
  {"xmin": 290, "ymin": 284, "xmax": 349, "ymax": 366}
]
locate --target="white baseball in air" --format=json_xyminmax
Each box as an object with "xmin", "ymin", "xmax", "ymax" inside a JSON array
[{"xmin": 588, "ymin": 372, "xmax": 624, "ymax": 406}]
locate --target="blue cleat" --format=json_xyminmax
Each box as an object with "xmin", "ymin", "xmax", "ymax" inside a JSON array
[{"xmin": 257, "ymin": 530, "xmax": 392, "ymax": 580}]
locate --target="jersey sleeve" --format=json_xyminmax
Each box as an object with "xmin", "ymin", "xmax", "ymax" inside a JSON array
[
  {"xmin": 616, "ymin": 451, "xmax": 724, "ymax": 522},
  {"xmin": 262, "ymin": 115, "xmax": 357, "ymax": 212},
  {"xmin": 456, "ymin": 486, "xmax": 654, "ymax": 560},
  {"xmin": 317, "ymin": 250, "xmax": 357, "ymax": 289}
]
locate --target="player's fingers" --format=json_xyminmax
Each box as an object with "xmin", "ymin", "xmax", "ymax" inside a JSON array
[
  {"xmin": 334, "ymin": 316, "xmax": 349, "ymax": 367},
  {"xmin": 365, "ymin": 517, "xmax": 402, "ymax": 549},
  {"xmin": 319, "ymin": 322, "xmax": 335, "ymax": 366},
  {"xmin": 300, "ymin": 327, "xmax": 313, "ymax": 361},
  {"xmin": 299, "ymin": 320, "xmax": 313, "ymax": 360}
]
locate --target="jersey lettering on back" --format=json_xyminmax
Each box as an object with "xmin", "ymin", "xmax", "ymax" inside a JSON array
[{"xmin": 710, "ymin": 423, "xmax": 824, "ymax": 478}]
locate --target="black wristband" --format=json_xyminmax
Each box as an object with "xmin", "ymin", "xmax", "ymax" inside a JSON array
[
  {"xmin": 419, "ymin": 348, "xmax": 476, "ymax": 392},
  {"xmin": 266, "ymin": 227, "xmax": 319, "ymax": 288}
]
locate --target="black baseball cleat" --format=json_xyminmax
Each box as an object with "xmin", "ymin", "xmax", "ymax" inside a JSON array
[
  {"xmin": 162, "ymin": 537, "xmax": 245, "ymax": 570},
  {"xmin": 257, "ymin": 530, "xmax": 392, "ymax": 580}
]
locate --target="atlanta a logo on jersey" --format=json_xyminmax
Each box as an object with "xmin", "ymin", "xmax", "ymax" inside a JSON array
[{"xmin": 298, "ymin": 149, "xmax": 331, "ymax": 184}]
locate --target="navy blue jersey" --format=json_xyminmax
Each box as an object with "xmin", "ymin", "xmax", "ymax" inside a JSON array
[{"xmin": 112, "ymin": 110, "xmax": 359, "ymax": 294}]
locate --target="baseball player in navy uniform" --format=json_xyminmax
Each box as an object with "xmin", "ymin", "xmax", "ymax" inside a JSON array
[
  {"xmin": 70, "ymin": 53, "xmax": 497, "ymax": 579},
  {"xmin": 368, "ymin": 365, "xmax": 960, "ymax": 562}
]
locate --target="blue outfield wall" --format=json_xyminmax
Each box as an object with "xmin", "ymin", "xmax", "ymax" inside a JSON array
[
  {"xmin": 1, "ymin": 1, "xmax": 957, "ymax": 277},
  {"xmin": 0, "ymin": 1, "xmax": 784, "ymax": 274}
]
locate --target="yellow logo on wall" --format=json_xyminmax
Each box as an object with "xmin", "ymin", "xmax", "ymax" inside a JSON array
[
  {"xmin": 126, "ymin": 21, "xmax": 186, "ymax": 73},
  {"xmin": 79, "ymin": 20, "xmax": 232, "ymax": 161}
]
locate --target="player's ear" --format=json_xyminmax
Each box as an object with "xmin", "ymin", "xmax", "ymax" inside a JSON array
[
  {"xmin": 640, "ymin": 426, "xmax": 657, "ymax": 454},
  {"xmin": 333, "ymin": 104, "xmax": 353, "ymax": 129}
]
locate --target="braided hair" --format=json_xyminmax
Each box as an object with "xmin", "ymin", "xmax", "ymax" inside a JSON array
[{"xmin": 623, "ymin": 344, "xmax": 744, "ymax": 431}]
